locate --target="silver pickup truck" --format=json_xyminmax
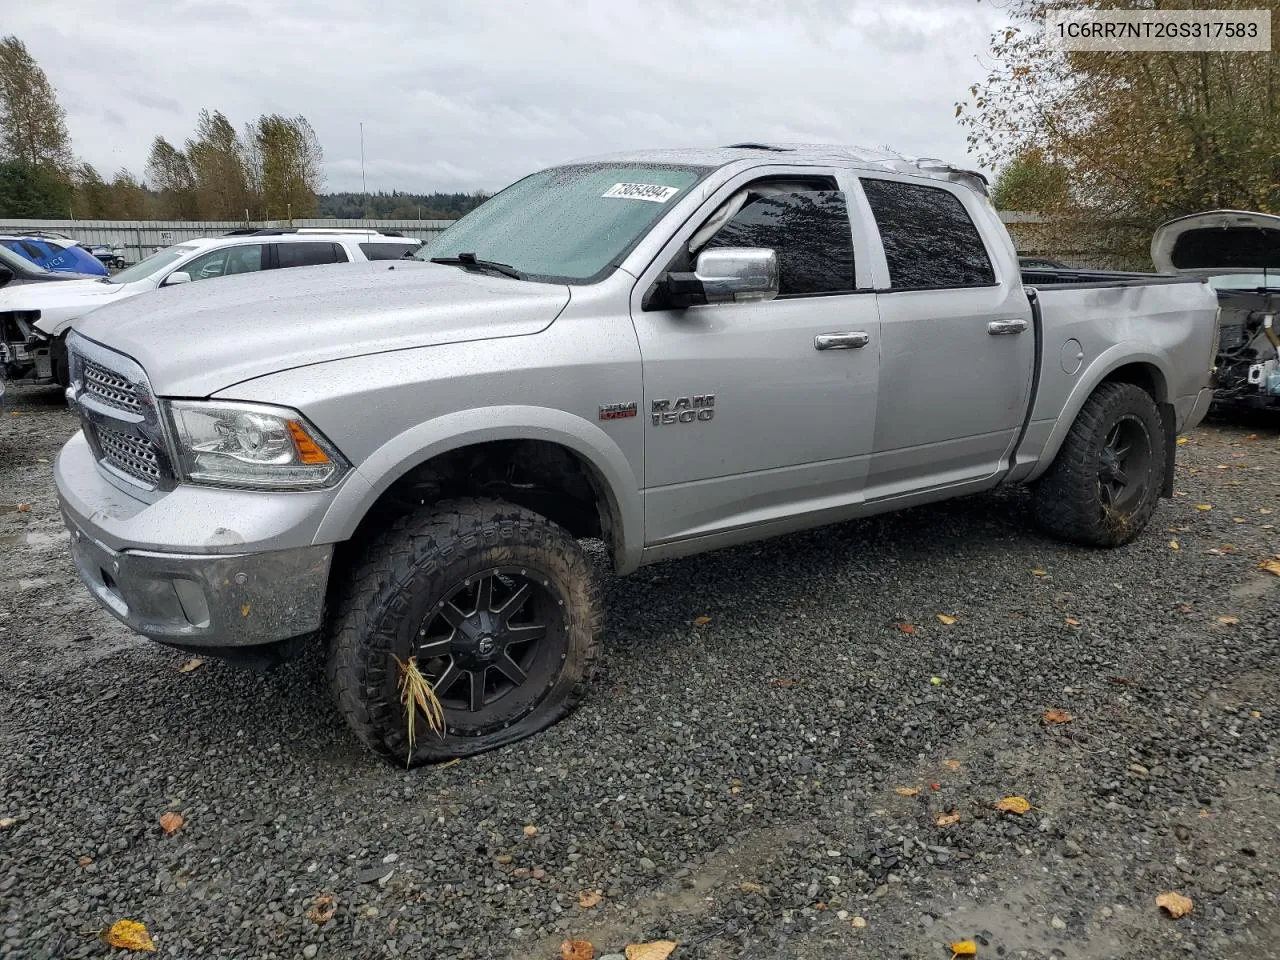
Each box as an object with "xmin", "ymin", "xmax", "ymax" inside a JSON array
[{"xmin": 54, "ymin": 144, "xmax": 1218, "ymax": 764}]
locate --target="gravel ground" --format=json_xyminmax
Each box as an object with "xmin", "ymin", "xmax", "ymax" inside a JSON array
[{"xmin": 1, "ymin": 382, "xmax": 1277, "ymax": 960}]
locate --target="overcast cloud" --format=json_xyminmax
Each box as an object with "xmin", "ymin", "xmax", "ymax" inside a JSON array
[{"xmin": 8, "ymin": 0, "xmax": 1004, "ymax": 194}]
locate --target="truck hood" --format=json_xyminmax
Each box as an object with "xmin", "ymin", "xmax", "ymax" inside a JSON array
[
  {"xmin": 1152, "ymin": 210, "xmax": 1280, "ymax": 275},
  {"xmin": 0, "ymin": 275, "xmax": 129, "ymax": 312},
  {"xmin": 74, "ymin": 260, "xmax": 571, "ymax": 396}
]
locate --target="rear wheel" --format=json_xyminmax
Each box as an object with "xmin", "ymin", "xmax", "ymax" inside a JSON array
[
  {"xmin": 1032, "ymin": 381, "xmax": 1168, "ymax": 546},
  {"xmin": 327, "ymin": 498, "xmax": 601, "ymax": 765}
]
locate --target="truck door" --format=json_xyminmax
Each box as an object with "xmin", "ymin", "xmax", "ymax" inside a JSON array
[
  {"xmin": 629, "ymin": 169, "xmax": 881, "ymax": 547},
  {"xmin": 856, "ymin": 175, "xmax": 1034, "ymax": 500}
]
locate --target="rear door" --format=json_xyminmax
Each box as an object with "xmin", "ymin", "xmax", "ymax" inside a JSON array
[
  {"xmin": 630, "ymin": 167, "xmax": 882, "ymax": 546},
  {"xmin": 857, "ymin": 175, "xmax": 1034, "ymax": 499}
]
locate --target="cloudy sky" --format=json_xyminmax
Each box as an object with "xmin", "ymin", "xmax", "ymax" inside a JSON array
[{"xmin": 8, "ymin": 0, "xmax": 1006, "ymax": 195}]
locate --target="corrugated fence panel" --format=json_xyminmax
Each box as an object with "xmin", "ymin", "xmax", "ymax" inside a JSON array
[{"xmin": 0, "ymin": 219, "xmax": 454, "ymax": 264}]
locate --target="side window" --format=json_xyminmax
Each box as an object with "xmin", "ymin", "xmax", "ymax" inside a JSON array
[
  {"xmin": 860, "ymin": 179, "xmax": 995, "ymax": 289},
  {"xmin": 183, "ymin": 244, "xmax": 265, "ymax": 282},
  {"xmin": 360, "ymin": 241, "xmax": 421, "ymax": 261},
  {"xmin": 277, "ymin": 242, "xmax": 347, "ymax": 269},
  {"xmin": 702, "ymin": 189, "xmax": 855, "ymax": 296}
]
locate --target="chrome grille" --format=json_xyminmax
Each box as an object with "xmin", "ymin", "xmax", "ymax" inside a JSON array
[
  {"xmin": 95, "ymin": 425, "xmax": 163, "ymax": 485},
  {"xmin": 83, "ymin": 361, "xmax": 141, "ymax": 411}
]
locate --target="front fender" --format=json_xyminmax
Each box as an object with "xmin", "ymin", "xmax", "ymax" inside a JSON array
[
  {"xmin": 314, "ymin": 405, "xmax": 644, "ymax": 573},
  {"xmin": 1024, "ymin": 345, "xmax": 1174, "ymax": 484}
]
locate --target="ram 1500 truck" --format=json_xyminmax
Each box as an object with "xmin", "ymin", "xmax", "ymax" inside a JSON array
[{"xmin": 54, "ymin": 144, "xmax": 1219, "ymax": 764}]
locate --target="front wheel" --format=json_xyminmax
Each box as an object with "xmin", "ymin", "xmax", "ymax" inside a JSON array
[
  {"xmin": 327, "ymin": 498, "xmax": 602, "ymax": 765},
  {"xmin": 1032, "ymin": 381, "xmax": 1169, "ymax": 547}
]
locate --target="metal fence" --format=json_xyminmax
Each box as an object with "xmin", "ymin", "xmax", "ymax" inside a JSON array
[{"xmin": 0, "ymin": 219, "xmax": 455, "ymax": 265}]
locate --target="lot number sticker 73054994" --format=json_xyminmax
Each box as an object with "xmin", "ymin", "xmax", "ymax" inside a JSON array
[{"xmin": 601, "ymin": 182, "xmax": 681, "ymax": 202}]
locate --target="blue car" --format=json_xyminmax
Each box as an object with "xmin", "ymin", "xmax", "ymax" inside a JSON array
[{"xmin": 0, "ymin": 235, "xmax": 108, "ymax": 276}]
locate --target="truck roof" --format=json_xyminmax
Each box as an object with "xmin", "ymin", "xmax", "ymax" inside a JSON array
[{"xmin": 572, "ymin": 143, "xmax": 990, "ymax": 194}]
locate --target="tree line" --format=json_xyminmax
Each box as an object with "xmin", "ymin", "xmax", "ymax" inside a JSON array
[
  {"xmin": 961, "ymin": 0, "xmax": 1280, "ymax": 268},
  {"xmin": 0, "ymin": 35, "xmax": 334, "ymax": 222}
]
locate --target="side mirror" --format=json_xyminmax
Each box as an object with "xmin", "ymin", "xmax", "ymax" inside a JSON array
[
  {"xmin": 163, "ymin": 271, "xmax": 191, "ymax": 287},
  {"xmin": 663, "ymin": 247, "xmax": 779, "ymax": 308},
  {"xmin": 0, "ymin": 265, "xmax": 12, "ymax": 288}
]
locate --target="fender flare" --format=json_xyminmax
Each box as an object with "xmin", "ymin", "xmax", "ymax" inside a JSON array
[
  {"xmin": 1024, "ymin": 346, "xmax": 1174, "ymax": 484},
  {"xmin": 313, "ymin": 405, "xmax": 644, "ymax": 573}
]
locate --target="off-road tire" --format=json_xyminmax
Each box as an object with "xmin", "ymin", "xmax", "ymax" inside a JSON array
[
  {"xmin": 327, "ymin": 498, "xmax": 602, "ymax": 765},
  {"xmin": 1032, "ymin": 381, "xmax": 1168, "ymax": 547}
]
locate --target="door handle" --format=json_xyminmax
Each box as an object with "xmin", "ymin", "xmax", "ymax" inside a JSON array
[
  {"xmin": 814, "ymin": 332, "xmax": 871, "ymax": 350},
  {"xmin": 988, "ymin": 318, "xmax": 1028, "ymax": 336}
]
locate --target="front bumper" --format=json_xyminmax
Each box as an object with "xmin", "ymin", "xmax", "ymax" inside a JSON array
[{"xmin": 56, "ymin": 431, "xmax": 336, "ymax": 648}]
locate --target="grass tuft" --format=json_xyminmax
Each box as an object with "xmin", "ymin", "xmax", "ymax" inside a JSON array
[{"xmin": 394, "ymin": 655, "xmax": 446, "ymax": 766}]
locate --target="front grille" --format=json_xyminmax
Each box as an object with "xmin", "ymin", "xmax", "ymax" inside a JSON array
[
  {"xmin": 83, "ymin": 361, "xmax": 142, "ymax": 411},
  {"xmin": 96, "ymin": 424, "xmax": 162, "ymax": 485}
]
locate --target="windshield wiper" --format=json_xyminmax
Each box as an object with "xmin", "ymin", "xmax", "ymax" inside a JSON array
[{"xmin": 429, "ymin": 252, "xmax": 525, "ymax": 280}]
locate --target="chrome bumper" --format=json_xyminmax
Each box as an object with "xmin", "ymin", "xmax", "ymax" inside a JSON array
[{"xmin": 64, "ymin": 514, "xmax": 332, "ymax": 647}]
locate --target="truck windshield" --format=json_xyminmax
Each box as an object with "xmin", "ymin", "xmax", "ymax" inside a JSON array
[{"xmin": 417, "ymin": 163, "xmax": 709, "ymax": 283}]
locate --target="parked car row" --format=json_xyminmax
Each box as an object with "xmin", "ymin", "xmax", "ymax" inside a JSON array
[{"xmin": 0, "ymin": 228, "xmax": 422, "ymax": 386}]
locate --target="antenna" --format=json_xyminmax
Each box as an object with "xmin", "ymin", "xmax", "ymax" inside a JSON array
[{"xmin": 360, "ymin": 121, "xmax": 368, "ymax": 220}]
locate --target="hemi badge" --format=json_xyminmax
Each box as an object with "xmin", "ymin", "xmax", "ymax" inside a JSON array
[{"xmin": 599, "ymin": 401, "xmax": 638, "ymax": 421}]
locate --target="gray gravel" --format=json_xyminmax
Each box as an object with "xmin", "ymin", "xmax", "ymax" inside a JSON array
[{"xmin": 1, "ymin": 382, "xmax": 1278, "ymax": 960}]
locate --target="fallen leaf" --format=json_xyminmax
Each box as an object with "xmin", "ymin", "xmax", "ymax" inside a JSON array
[
  {"xmin": 1063, "ymin": 617, "xmax": 1081, "ymax": 627},
  {"xmin": 1261, "ymin": 508, "xmax": 1273, "ymax": 515},
  {"xmin": 1250, "ymin": 710, "xmax": 1262, "ymax": 719},
  {"xmin": 158, "ymin": 812, "xmax": 184, "ymax": 835},
  {"xmin": 894, "ymin": 786, "xmax": 920, "ymax": 797},
  {"xmin": 1156, "ymin": 891, "xmax": 1193, "ymax": 918},
  {"xmin": 1168, "ymin": 540, "xmax": 1180, "ymax": 551},
  {"xmin": 851, "ymin": 915, "xmax": 868, "ymax": 928},
  {"xmin": 1109, "ymin": 676, "xmax": 1139, "ymax": 686},
  {"xmin": 1176, "ymin": 436, "xmax": 1189, "ymax": 445},
  {"xmin": 77, "ymin": 855, "xmax": 93, "ymax": 868},
  {"xmin": 1195, "ymin": 504, "xmax": 1213, "ymax": 511},
  {"xmin": 105, "ymin": 919, "xmax": 155, "ymax": 952},
  {"xmin": 1042, "ymin": 709, "xmax": 1073, "ymax": 724},
  {"xmin": 178, "ymin": 658, "xmax": 205, "ymax": 674},
  {"xmin": 950, "ymin": 940, "xmax": 978, "ymax": 957},
  {"xmin": 1032, "ymin": 568, "xmax": 1048, "ymax": 577},
  {"xmin": 576, "ymin": 890, "xmax": 602, "ymax": 909},
  {"xmin": 995, "ymin": 796, "xmax": 1031, "ymax": 814},
  {"xmin": 895, "ymin": 622, "xmax": 917, "ymax": 634},
  {"xmin": 943, "ymin": 759, "xmax": 962, "ymax": 771},
  {"xmin": 929, "ymin": 676, "xmax": 943, "ymax": 686},
  {"xmin": 0, "ymin": 817, "xmax": 14, "ymax": 829},
  {"xmin": 561, "ymin": 939, "xmax": 594, "ymax": 960},
  {"xmin": 936, "ymin": 810, "xmax": 961, "ymax": 826},
  {"xmin": 936, "ymin": 614, "xmax": 958, "ymax": 625},
  {"xmin": 1233, "ymin": 517, "xmax": 1247, "ymax": 524},
  {"xmin": 772, "ymin": 678, "xmax": 799, "ymax": 688},
  {"xmin": 1175, "ymin": 603, "xmax": 1193, "ymax": 614},
  {"xmin": 738, "ymin": 881, "xmax": 765, "ymax": 895},
  {"xmin": 17, "ymin": 503, "xmax": 30, "ymax": 513},
  {"xmin": 1217, "ymin": 615, "xmax": 1240, "ymax": 626},
  {"xmin": 1216, "ymin": 464, "xmax": 1230, "ymax": 470},
  {"xmin": 1259, "ymin": 559, "xmax": 1280, "ymax": 577},
  {"xmin": 693, "ymin": 615, "xmax": 712, "ymax": 626},
  {"xmin": 307, "ymin": 893, "xmax": 337, "ymax": 924},
  {"xmin": 625, "ymin": 940, "xmax": 678, "ymax": 960},
  {"xmin": 523, "ymin": 825, "xmax": 538, "ymax": 837}
]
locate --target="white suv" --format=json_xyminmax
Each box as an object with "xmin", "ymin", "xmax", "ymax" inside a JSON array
[{"xmin": 0, "ymin": 230, "xmax": 423, "ymax": 385}]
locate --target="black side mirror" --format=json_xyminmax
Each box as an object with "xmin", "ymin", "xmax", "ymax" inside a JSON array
[{"xmin": 0, "ymin": 265, "xmax": 13, "ymax": 288}]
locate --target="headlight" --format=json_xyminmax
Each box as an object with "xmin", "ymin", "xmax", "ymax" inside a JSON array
[{"xmin": 164, "ymin": 400, "xmax": 348, "ymax": 489}]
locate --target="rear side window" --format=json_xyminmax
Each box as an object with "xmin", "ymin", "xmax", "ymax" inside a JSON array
[
  {"xmin": 276, "ymin": 242, "xmax": 348, "ymax": 269},
  {"xmin": 360, "ymin": 241, "xmax": 421, "ymax": 261},
  {"xmin": 704, "ymin": 190, "xmax": 855, "ymax": 296},
  {"xmin": 860, "ymin": 179, "xmax": 995, "ymax": 289}
]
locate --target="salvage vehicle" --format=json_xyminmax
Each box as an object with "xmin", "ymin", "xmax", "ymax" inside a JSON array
[
  {"xmin": 1151, "ymin": 210, "xmax": 1280, "ymax": 411},
  {"xmin": 53, "ymin": 144, "xmax": 1218, "ymax": 765},
  {"xmin": 0, "ymin": 229, "xmax": 420, "ymax": 387},
  {"xmin": 0, "ymin": 234, "xmax": 107, "ymax": 276}
]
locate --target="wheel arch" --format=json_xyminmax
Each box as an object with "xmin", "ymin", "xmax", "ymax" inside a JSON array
[
  {"xmin": 1026, "ymin": 350, "xmax": 1174, "ymax": 484},
  {"xmin": 315, "ymin": 405, "xmax": 644, "ymax": 573}
]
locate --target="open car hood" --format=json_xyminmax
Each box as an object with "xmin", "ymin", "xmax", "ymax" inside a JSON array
[{"xmin": 1152, "ymin": 210, "xmax": 1280, "ymax": 275}]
